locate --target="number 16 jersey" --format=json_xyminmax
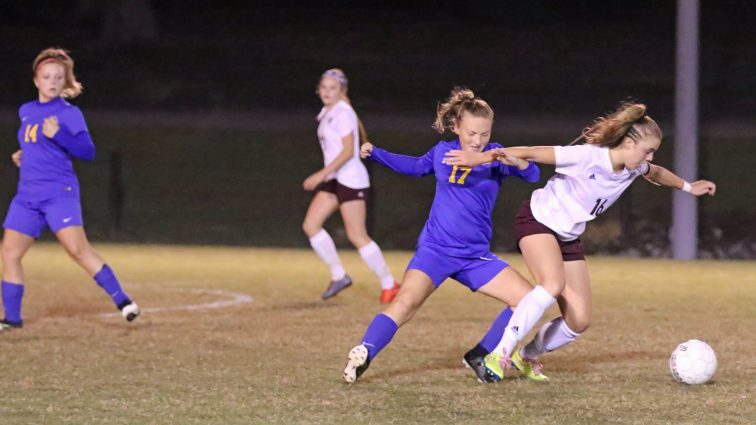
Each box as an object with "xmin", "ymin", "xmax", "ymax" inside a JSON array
[{"xmin": 530, "ymin": 144, "xmax": 649, "ymax": 241}]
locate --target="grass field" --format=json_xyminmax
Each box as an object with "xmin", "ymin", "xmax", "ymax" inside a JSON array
[{"xmin": 0, "ymin": 244, "xmax": 753, "ymax": 424}]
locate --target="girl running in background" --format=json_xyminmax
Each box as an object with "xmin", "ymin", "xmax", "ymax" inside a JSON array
[
  {"xmin": 343, "ymin": 87, "xmax": 542, "ymax": 384},
  {"xmin": 444, "ymin": 102, "xmax": 717, "ymax": 381},
  {"xmin": 302, "ymin": 68, "xmax": 399, "ymax": 303},
  {"xmin": 1, "ymin": 48, "xmax": 139, "ymax": 330}
]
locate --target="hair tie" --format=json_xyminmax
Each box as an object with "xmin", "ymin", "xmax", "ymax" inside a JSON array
[{"xmin": 322, "ymin": 69, "xmax": 348, "ymax": 87}]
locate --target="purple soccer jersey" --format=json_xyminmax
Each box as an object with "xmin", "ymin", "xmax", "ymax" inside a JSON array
[
  {"xmin": 16, "ymin": 97, "xmax": 94, "ymax": 201},
  {"xmin": 370, "ymin": 140, "xmax": 540, "ymax": 258}
]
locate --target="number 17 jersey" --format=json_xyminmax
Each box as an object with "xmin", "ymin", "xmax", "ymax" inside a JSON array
[{"xmin": 530, "ymin": 144, "xmax": 649, "ymax": 241}]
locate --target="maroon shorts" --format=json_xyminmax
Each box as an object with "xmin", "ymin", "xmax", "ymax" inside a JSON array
[
  {"xmin": 514, "ymin": 200, "xmax": 586, "ymax": 262},
  {"xmin": 317, "ymin": 180, "xmax": 370, "ymax": 204}
]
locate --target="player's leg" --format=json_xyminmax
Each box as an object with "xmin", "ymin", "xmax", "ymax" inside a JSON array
[
  {"xmin": 343, "ymin": 269, "xmax": 435, "ymax": 383},
  {"xmin": 55, "ymin": 226, "xmax": 139, "ymax": 321},
  {"xmin": 339, "ymin": 198, "xmax": 398, "ymax": 302},
  {"xmin": 303, "ymin": 190, "xmax": 351, "ymax": 299},
  {"xmin": 1, "ymin": 197, "xmax": 45, "ymax": 329},
  {"xmin": 474, "ymin": 264, "xmax": 538, "ymax": 379},
  {"xmin": 1, "ymin": 229, "xmax": 35, "ymax": 328},
  {"xmin": 521, "ymin": 260, "xmax": 591, "ymax": 360},
  {"xmin": 485, "ymin": 234, "xmax": 562, "ymax": 361}
]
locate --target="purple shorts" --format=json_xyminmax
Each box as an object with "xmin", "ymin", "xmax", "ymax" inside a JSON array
[
  {"xmin": 3, "ymin": 195, "xmax": 83, "ymax": 238},
  {"xmin": 407, "ymin": 244, "xmax": 509, "ymax": 291}
]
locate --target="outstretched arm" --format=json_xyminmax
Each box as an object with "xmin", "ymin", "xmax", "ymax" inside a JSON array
[
  {"xmin": 443, "ymin": 146, "xmax": 556, "ymax": 167},
  {"xmin": 361, "ymin": 142, "xmax": 434, "ymax": 178},
  {"xmin": 645, "ymin": 163, "xmax": 716, "ymax": 196}
]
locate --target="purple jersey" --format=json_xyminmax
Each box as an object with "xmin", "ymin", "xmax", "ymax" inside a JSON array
[
  {"xmin": 370, "ymin": 140, "xmax": 540, "ymax": 258},
  {"xmin": 16, "ymin": 97, "xmax": 94, "ymax": 201}
]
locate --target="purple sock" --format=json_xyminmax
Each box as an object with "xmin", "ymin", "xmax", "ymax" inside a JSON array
[
  {"xmin": 479, "ymin": 307, "xmax": 513, "ymax": 353},
  {"xmin": 361, "ymin": 313, "xmax": 399, "ymax": 360},
  {"xmin": 93, "ymin": 264, "xmax": 130, "ymax": 307},
  {"xmin": 2, "ymin": 280, "xmax": 25, "ymax": 324}
]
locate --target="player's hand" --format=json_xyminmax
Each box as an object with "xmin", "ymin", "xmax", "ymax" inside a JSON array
[
  {"xmin": 690, "ymin": 180, "xmax": 716, "ymax": 196},
  {"xmin": 496, "ymin": 150, "xmax": 529, "ymax": 170},
  {"xmin": 43, "ymin": 116, "xmax": 59, "ymax": 139},
  {"xmin": 360, "ymin": 142, "xmax": 374, "ymax": 159},
  {"xmin": 303, "ymin": 171, "xmax": 326, "ymax": 191},
  {"xmin": 443, "ymin": 149, "xmax": 489, "ymax": 167},
  {"xmin": 11, "ymin": 150, "xmax": 21, "ymax": 167}
]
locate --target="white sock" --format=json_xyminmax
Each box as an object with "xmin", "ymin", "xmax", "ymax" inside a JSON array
[
  {"xmin": 522, "ymin": 317, "xmax": 580, "ymax": 359},
  {"xmin": 494, "ymin": 285, "xmax": 556, "ymax": 357},
  {"xmin": 309, "ymin": 229, "xmax": 346, "ymax": 280},
  {"xmin": 358, "ymin": 241, "xmax": 395, "ymax": 289}
]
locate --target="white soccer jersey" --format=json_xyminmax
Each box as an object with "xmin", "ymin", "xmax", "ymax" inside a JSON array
[
  {"xmin": 530, "ymin": 144, "xmax": 649, "ymax": 241},
  {"xmin": 316, "ymin": 100, "xmax": 370, "ymax": 189}
]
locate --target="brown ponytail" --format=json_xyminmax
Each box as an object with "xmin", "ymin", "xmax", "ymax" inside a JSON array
[
  {"xmin": 432, "ymin": 87, "xmax": 494, "ymax": 133},
  {"xmin": 583, "ymin": 102, "xmax": 661, "ymax": 148},
  {"xmin": 33, "ymin": 47, "xmax": 83, "ymax": 99}
]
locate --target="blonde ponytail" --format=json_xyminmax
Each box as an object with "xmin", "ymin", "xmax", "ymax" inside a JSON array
[
  {"xmin": 432, "ymin": 87, "xmax": 494, "ymax": 133},
  {"xmin": 583, "ymin": 102, "xmax": 661, "ymax": 148}
]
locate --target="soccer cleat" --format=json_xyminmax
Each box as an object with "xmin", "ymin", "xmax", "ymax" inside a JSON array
[
  {"xmin": 118, "ymin": 300, "xmax": 141, "ymax": 322},
  {"xmin": 343, "ymin": 344, "xmax": 371, "ymax": 384},
  {"xmin": 463, "ymin": 344, "xmax": 498, "ymax": 383},
  {"xmin": 379, "ymin": 282, "xmax": 400, "ymax": 304},
  {"xmin": 0, "ymin": 319, "xmax": 23, "ymax": 331},
  {"xmin": 322, "ymin": 275, "xmax": 353, "ymax": 300},
  {"xmin": 483, "ymin": 350, "xmax": 511, "ymax": 382},
  {"xmin": 511, "ymin": 348, "xmax": 550, "ymax": 382}
]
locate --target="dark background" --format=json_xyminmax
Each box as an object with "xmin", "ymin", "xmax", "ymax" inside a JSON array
[{"xmin": 0, "ymin": 0, "xmax": 754, "ymax": 257}]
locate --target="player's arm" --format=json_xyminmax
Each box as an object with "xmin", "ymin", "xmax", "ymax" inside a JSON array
[
  {"xmin": 645, "ymin": 163, "xmax": 716, "ymax": 196},
  {"xmin": 361, "ymin": 143, "xmax": 434, "ymax": 178},
  {"xmin": 11, "ymin": 150, "xmax": 21, "ymax": 167},
  {"xmin": 43, "ymin": 115, "xmax": 96, "ymax": 161},
  {"xmin": 443, "ymin": 146, "xmax": 557, "ymax": 167},
  {"xmin": 303, "ymin": 133, "xmax": 355, "ymax": 191},
  {"xmin": 500, "ymin": 155, "xmax": 540, "ymax": 183}
]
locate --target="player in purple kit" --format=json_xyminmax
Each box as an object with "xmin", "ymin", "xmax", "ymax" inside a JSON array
[
  {"xmin": 342, "ymin": 87, "xmax": 541, "ymax": 384},
  {"xmin": 1, "ymin": 48, "xmax": 139, "ymax": 330}
]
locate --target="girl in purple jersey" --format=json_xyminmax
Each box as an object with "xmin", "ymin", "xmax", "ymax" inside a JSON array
[
  {"xmin": 342, "ymin": 87, "xmax": 542, "ymax": 384},
  {"xmin": 1, "ymin": 48, "xmax": 139, "ymax": 330},
  {"xmin": 302, "ymin": 69, "xmax": 399, "ymax": 303},
  {"xmin": 445, "ymin": 102, "xmax": 717, "ymax": 381}
]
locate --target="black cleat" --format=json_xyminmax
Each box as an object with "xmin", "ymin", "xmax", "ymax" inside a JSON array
[
  {"xmin": 0, "ymin": 318, "xmax": 23, "ymax": 331},
  {"xmin": 344, "ymin": 344, "xmax": 371, "ymax": 383},
  {"xmin": 463, "ymin": 344, "xmax": 499, "ymax": 383},
  {"xmin": 322, "ymin": 275, "xmax": 353, "ymax": 300}
]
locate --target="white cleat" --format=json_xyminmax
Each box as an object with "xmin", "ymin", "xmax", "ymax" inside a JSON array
[
  {"xmin": 120, "ymin": 302, "xmax": 141, "ymax": 322},
  {"xmin": 343, "ymin": 344, "xmax": 370, "ymax": 384}
]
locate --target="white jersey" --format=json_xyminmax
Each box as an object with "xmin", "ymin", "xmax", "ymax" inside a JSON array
[
  {"xmin": 316, "ymin": 100, "xmax": 370, "ymax": 189},
  {"xmin": 530, "ymin": 144, "xmax": 649, "ymax": 241}
]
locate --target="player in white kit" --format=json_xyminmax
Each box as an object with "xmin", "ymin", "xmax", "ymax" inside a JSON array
[
  {"xmin": 443, "ymin": 102, "xmax": 716, "ymax": 381},
  {"xmin": 302, "ymin": 69, "xmax": 399, "ymax": 303}
]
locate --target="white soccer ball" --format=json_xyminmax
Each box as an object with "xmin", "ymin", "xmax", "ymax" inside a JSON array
[{"xmin": 669, "ymin": 339, "xmax": 717, "ymax": 385}]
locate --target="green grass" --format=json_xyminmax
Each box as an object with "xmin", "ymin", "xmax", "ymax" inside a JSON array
[{"xmin": 0, "ymin": 244, "xmax": 753, "ymax": 424}]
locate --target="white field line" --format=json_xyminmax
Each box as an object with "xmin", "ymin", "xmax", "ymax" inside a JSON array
[{"xmin": 100, "ymin": 287, "xmax": 253, "ymax": 318}]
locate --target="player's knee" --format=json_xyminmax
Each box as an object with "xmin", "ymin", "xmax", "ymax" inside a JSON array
[
  {"xmin": 64, "ymin": 243, "xmax": 92, "ymax": 263},
  {"xmin": 346, "ymin": 230, "xmax": 369, "ymax": 248},
  {"xmin": 567, "ymin": 316, "xmax": 591, "ymax": 334},
  {"xmin": 302, "ymin": 221, "xmax": 319, "ymax": 237},
  {"xmin": 540, "ymin": 279, "xmax": 565, "ymax": 297},
  {"xmin": 1, "ymin": 245, "xmax": 24, "ymax": 265}
]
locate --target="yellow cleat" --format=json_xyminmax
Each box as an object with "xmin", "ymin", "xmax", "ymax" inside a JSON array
[
  {"xmin": 511, "ymin": 349, "xmax": 550, "ymax": 382},
  {"xmin": 483, "ymin": 351, "xmax": 511, "ymax": 382}
]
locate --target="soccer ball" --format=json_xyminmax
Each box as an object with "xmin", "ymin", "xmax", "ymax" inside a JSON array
[{"xmin": 669, "ymin": 339, "xmax": 717, "ymax": 385}]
